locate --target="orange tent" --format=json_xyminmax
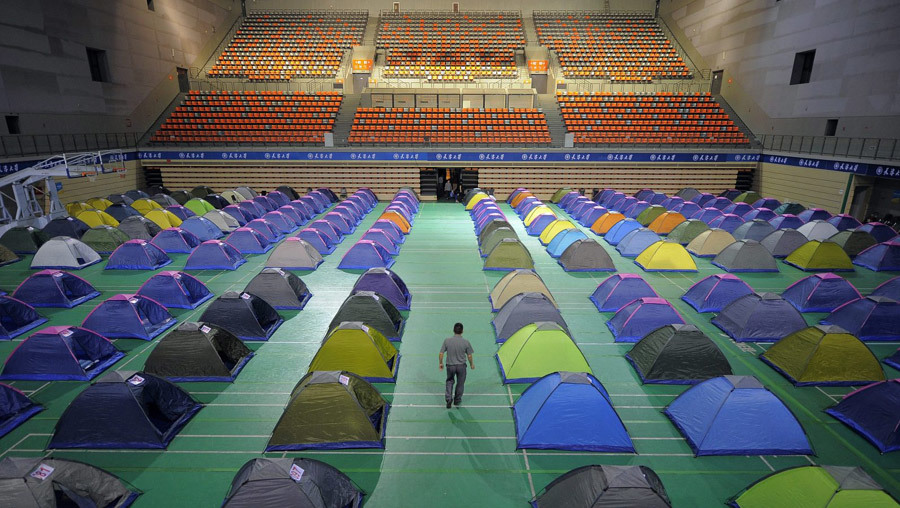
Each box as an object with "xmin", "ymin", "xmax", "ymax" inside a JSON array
[
  {"xmin": 379, "ymin": 210, "xmax": 411, "ymax": 233},
  {"xmin": 648, "ymin": 212, "xmax": 687, "ymax": 235},
  {"xmin": 590, "ymin": 212, "xmax": 626, "ymax": 235},
  {"xmin": 510, "ymin": 191, "xmax": 534, "ymax": 208}
]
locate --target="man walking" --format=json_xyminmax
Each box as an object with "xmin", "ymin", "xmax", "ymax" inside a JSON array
[{"xmin": 439, "ymin": 322, "xmax": 474, "ymax": 408}]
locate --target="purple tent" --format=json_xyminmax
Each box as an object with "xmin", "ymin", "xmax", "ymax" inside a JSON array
[
  {"xmin": 623, "ymin": 201, "xmax": 651, "ymax": 219},
  {"xmin": 751, "ymin": 198, "xmax": 781, "ymax": 210},
  {"xmin": 262, "ymin": 211, "xmax": 298, "ymax": 234},
  {"xmin": 184, "ymin": 240, "xmax": 246, "ymax": 270},
  {"xmin": 361, "ymin": 228, "xmax": 400, "ymax": 255},
  {"xmin": 136, "ymin": 271, "xmax": 213, "ymax": 309},
  {"xmin": 375, "ymin": 219, "xmax": 406, "ymax": 243},
  {"xmin": 266, "ymin": 190, "xmax": 290, "ymax": 207},
  {"xmin": 682, "ymin": 274, "xmax": 754, "ymax": 313},
  {"xmin": 324, "ymin": 212, "xmax": 355, "ymax": 235},
  {"xmin": 769, "ymin": 214, "xmax": 805, "ymax": 230},
  {"xmin": 607, "ymin": 297, "xmax": 685, "ymax": 342},
  {"xmin": 589, "ymin": 273, "xmax": 658, "ymax": 312},
  {"xmin": 180, "ymin": 216, "xmax": 224, "ymax": 241},
  {"xmin": 352, "ymin": 268, "xmax": 411, "ymax": 310},
  {"xmin": 708, "ymin": 214, "xmax": 746, "ymax": 234},
  {"xmin": 672, "ymin": 202, "xmax": 701, "ymax": 218},
  {"xmin": 871, "ymin": 276, "xmax": 900, "ymax": 300},
  {"xmin": 708, "ymin": 197, "xmax": 734, "ymax": 211},
  {"xmin": 0, "ymin": 296, "xmax": 47, "ymax": 340},
  {"xmin": 0, "ymin": 383, "xmax": 42, "ymax": 438},
  {"xmin": 222, "ymin": 204, "xmax": 251, "ymax": 226},
  {"xmin": 782, "ymin": 273, "xmax": 862, "ymax": 312},
  {"xmin": 13, "ymin": 270, "xmax": 98, "ymax": 308},
  {"xmin": 797, "ymin": 208, "xmax": 833, "ymax": 222},
  {"xmin": 165, "ymin": 205, "xmax": 195, "ymax": 221},
  {"xmin": 712, "ymin": 293, "xmax": 807, "ymax": 342},
  {"xmin": 827, "ymin": 214, "xmax": 862, "ymax": 231},
  {"xmin": 237, "ymin": 200, "xmax": 265, "ymax": 219},
  {"xmin": 1, "ymin": 326, "xmax": 123, "ymax": 381},
  {"xmin": 689, "ymin": 193, "xmax": 715, "ymax": 207},
  {"xmin": 338, "ymin": 240, "xmax": 394, "ymax": 270},
  {"xmin": 742, "ymin": 207, "xmax": 777, "ymax": 222},
  {"xmin": 661, "ymin": 196, "xmax": 685, "ymax": 210},
  {"xmin": 246, "ymin": 218, "xmax": 284, "ymax": 243},
  {"xmin": 226, "ymin": 227, "xmax": 274, "ymax": 254},
  {"xmin": 252, "ymin": 195, "xmax": 277, "ymax": 213},
  {"xmin": 820, "ymin": 296, "xmax": 900, "ymax": 341},
  {"xmin": 295, "ymin": 228, "xmax": 334, "ymax": 255},
  {"xmin": 857, "ymin": 222, "xmax": 898, "ymax": 243},
  {"xmin": 634, "ymin": 189, "xmax": 655, "ymax": 201},
  {"xmin": 853, "ymin": 240, "xmax": 900, "ymax": 271},
  {"xmin": 693, "ymin": 207, "xmax": 725, "ymax": 224},
  {"xmin": 151, "ymin": 228, "xmax": 201, "ymax": 253},
  {"xmin": 106, "ymin": 240, "xmax": 171, "ymax": 270},
  {"xmin": 527, "ymin": 214, "xmax": 558, "ymax": 236},
  {"xmin": 82, "ymin": 294, "xmax": 176, "ymax": 340},
  {"xmin": 825, "ymin": 380, "xmax": 900, "ymax": 453},
  {"xmin": 722, "ymin": 203, "xmax": 753, "ymax": 217}
]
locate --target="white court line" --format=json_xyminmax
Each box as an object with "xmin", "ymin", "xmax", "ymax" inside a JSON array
[
  {"xmin": 759, "ymin": 456, "xmax": 775, "ymax": 471},
  {"xmin": 815, "ymin": 386, "xmax": 842, "ymax": 402}
]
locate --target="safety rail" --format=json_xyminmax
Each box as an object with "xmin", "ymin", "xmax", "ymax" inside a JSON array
[
  {"xmin": 761, "ymin": 135, "xmax": 900, "ymax": 161},
  {"xmin": 1, "ymin": 133, "xmax": 139, "ymax": 159}
]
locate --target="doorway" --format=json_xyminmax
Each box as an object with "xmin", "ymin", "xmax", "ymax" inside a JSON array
[
  {"xmin": 849, "ymin": 185, "xmax": 871, "ymax": 219},
  {"xmin": 710, "ymin": 70, "xmax": 723, "ymax": 95},
  {"xmin": 176, "ymin": 67, "xmax": 190, "ymax": 93}
]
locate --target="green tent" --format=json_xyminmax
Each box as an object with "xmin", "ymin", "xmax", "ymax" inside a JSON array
[
  {"xmin": 773, "ymin": 202, "xmax": 807, "ymax": 215},
  {"xmin": 667, "ymin": 219, "xmax": 710, "ymax": 245},
  {"xmin": 496, "ymin": 322, "xmax": 591, "ymax": 383},
  {"xmin": 266, "ymin": 370, "xmax": 388, "ymax": 451},
  {"xmin": 0, "ymin": 226, "xmax": 49, "ymax": 254},
  {"xmin": 550, "ymin": 188, "xmax": 573, "ymax": 203},
  {"xmin": 827, "ymin": 229, "xmax": 878, "ymax": 257},
  {"xmin": 625, "ymin": 324, "xmax": 732, "ymax": 384},
  {"xmin": 729, "ymin": 465, "xmax": 900, "ymax": 508},
  {"xmin": 479, "ymin": 227, "xmax": 518, "ymax": 257},
  {"xmin": 184, "ymin": 197, "xmax": 216, "ymax": 216},
  {"xmin": 484, "ymin": 238, "xmax": 534, "ymax": 271},
  {"xmin": 761, "ymin": 325, "xmax": 884, "ymax": 386},
  {"xmin": 478, "ymin": 219, "xmax": 512, "ymax": 245},
  {"xmin": 734, "ymin": 191, "xmax": 762, "ymax": 204},
  {"xmin": 307, "ymin": 322, "xmax": 398, "ymax": 382},
  {"xmin": 81, "ymin": 225, "xmax": 131, "ymax": 254},
  {"xmin": 784, "ymin": 241, "xmax": 854, "ymax": 271},
  {"xmin": 635, "ymin": 205, "xmax": 667, "ymax": 226},
  {"xmin": 0, "ymin": 244, "xmax": 20, "ymax": 267}
]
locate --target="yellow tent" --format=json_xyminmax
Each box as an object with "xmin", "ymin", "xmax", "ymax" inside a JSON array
[
  {"xmin": 539, "ymin": 220, "xmax": 576, "ymax": 245},
  {"xmin": 635, "ymin": 241, "xmax": 698, "ymax": 272},
  {"xmin": 66, "ymin": 202, "xmax": 95, "ymax": 216},
  {"xmin": 131, "ymin": 198, "xmax": 163, "ymax": 215},
  {"xmin": 490, "ymin": 269, "xmax": 557, "ymax": 311},
  {"xmin": 524, "ymin": 206, "xmax": 554, "ymax": 226},
  {"xmin": 144, "ymin": 209, "xmax": 183, "ymax": 229},
  {"xmin": 465, "ymin": 192, "xmax": 490, "ymax": 210},
  {"xmin": 784, "ymin": 240, "xmax": 854, "ymax": 271},
  {"xmin": 86, "ymin": 197, "xmax": 114, "ymax": 210},
  {"xmin": 648, "ymin": 212, "xmax": 687, "ymax": 235},
  {"xmin": 76, "ymin": 210, "xmax": 119, "ymax": 228},
  {"xmin": 590, "ymin": 212, "xmax": 625, "ymax": 235}
]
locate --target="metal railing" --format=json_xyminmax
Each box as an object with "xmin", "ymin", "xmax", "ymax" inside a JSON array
[
  {"xmin": 657, "ymin": 16, "xmax": 711, "ymax": 81},
  {"xmin": 562, "ymin": 79, "xmax": 711, "ymax": 94},
  {"xmin": 761, "ymin": 135, "xmax": 900, "ymax": 161},
  {"xmin": 189, "ymin": 79, "xmax": 337, "ymax": 93},
  {"xmin": 1, "ymin": 133, "xmax": 139, "ymax": 159}
]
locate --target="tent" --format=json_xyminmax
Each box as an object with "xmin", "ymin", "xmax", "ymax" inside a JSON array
[
  {"xmin": 234, "ymin": 186, "xmax": 257, "ymax": 199},
  {"xmin": 380, "ymin": 210, "xmax": 412, "ymax": 234},
  {"xmin": 545, "ymin": 229, "xmax": 587, "ymax": 258},
  {"xmin": 0, "ymin": 244, "xmax": 17, "ymax": 268},
  {"xmin": 496, "ymin": 322, "xmax": 591, "ymax": 383},
  {"xmin": 199, "ymin": 291, "xmax": 283, "ymax": 341},
  {"xmin": 203, "ymin": 210, "xmax": 241, "ymax": 232},
  {"xmin": 742, "ymin": 207, "xmax": 777, "ymax": 222},
  {"xmin": 143, "ymin": 209, "xmax": 182, "ymax": 230},
  {"xmin": 693, "ymin": 231, "xmax": 744, "ymax": 265},
  {"xmin": 773, "ymin": 202, "xmax": 806, "ymax": 215},
  {"xmin": 41, "ymin": 216, "xmax": 89, "ymax": 239},
  {"xmin": 165, "ymin": 205, "xmax": 194, "ymax": 221},
  {"xmin": 612, "ymin": 196, "xmax": 638, "ymax": 213},
  {"xmin": 478, "ymin": 220, "xmax": 510, "ymax": 244},
  {"xmin": 308, "ymin": 220, "xmax": 341, "ymax": 244},
  {"xmin": 857, "ymin": 222, "xmax": 898, "ymax": 243},
  {"xmin": 751, "ymin": 197, "xmax": 782, "ymax": 210},
  {"xmin": 0, "ymin": 326, "xmax": 123, "ymax": 381},
  {"xmin": 307, "ymin": 322, "xmax": 399, "ymax": 382},
  {"xmin": 590, "ymin": 212, "xmax": 626, "ymax": 235},
  {"xmin": 276, "ymin": 205, "xmax": 306, "ymax": 227},
  {"xmin": 523, "ymin": 205, "xmax": 553, "ymax": 224},
  {"xmin": 635, "ymin": 205, "xmax": 667, "ymax": 226},
  {"xmin": 615, "ymin": 228, "xmax": 662, "ymax": 257},
  {"xmin": 352, "ymin": 268, "xmax": 411, "ymax": 311},
  {"xmin": 676, "ymin": 187, "xmax": 701, "ymax": 200},
  {"xmin": 761, "ymin": 228, "xmax": 810, "ymax": 257},
  {"xmin": 647, "ymin": 211, "xmax": 686, "ymax": 235},
  {"xmin": 184, "ymin": 197, "xmax": 215, "ymax": 216},
  {"xmin": 666, "ymin": 219, "xmax": 709, "ymax": 245},
  {"xmin": 1, "ymin": 383, "xmax": 42, "ymax": 438},
  {"xmin": 825, "ymin": 379, "xmax": 900, "ymax": 453},
  {"xmin": 48, "ymin": 371, "xmax": 202, "ymax": 449},
  {"xmin": 531, "ymin": 464, "xmax": 671, "ymax": 508},
  {"xmin": 660, "ymin": 195, "xmax": 685, "ymax": 210},
  {"xmin": 525, "ymin": 213, "xmax": 557, "ymax": 236},
  {"xmin": 105, "ymin": 239, "xmax": 171, "ymax": 270},
  {"xmin": 125, "ymin": 189, "xmax": 150, "ymax": 200},
  {"xmin": 238, "ymin": 200, "xmax": 265, "ymax": 219},
  {"xmin": 821, "ymin": 296, "xmax": 900, "ymax": 341},
  {"xmin": 550, "ymin": 188, "xmax": 573, "ymax": 203},
  {"xmin": 184, "ymin": 239, "xmax": 246, "ymax": 270},
  {"xmin": 76, "ymin": 210, "xmax": 119, "ymax": 228},
  {"xmin": 117, "ymin": 216, "xmax": 162, "ymax": 240},
  {"xmin": 87, "ymin": 197, "xmax": 114, "ymax": 210},
  {"xmin": 712, "ymin": 293, "xmax": 808, "ymax": 342},
  {"xmin": 635, "ymin": 241, "xmax": 698, "ymax": 272},
  {"xmin": 244, "ymin": 268, "xmax": 311, "ymax": 310},
  {"xmin": 769, "ymin": 214, "xmax": 805, "ymax": 230},
  {"xmin": 607, "ymin": 297, "xmax": 685, "ymax": 342},
  {"xmin": 0, "ymin": 296, "xmax": 46, "ymax": 340},
  {"xmin": 191, "ymin": 185, "xmax": 215, "ymax": 198},
  {"xmin": 327, "ymin": 291, "xmax": 403, "ymax": 341},
  {"xmin": 226, "ymin": 227, "xmax": 273, "ymax": 254},
  {"xmin": 682, "ymin": 273, "xmax": 754, "ymax": 313},
  {"xmin": 136, "ymin": 271, "xmax": 213, "ymax": 309},
  {"xmin": 728, "ymin": 465, "xmax": 900, "ymax": 508},
  {"xmin": 361, "ymin": 228, "xmax": 400, "ymax": 256},
  {"xmin": 480, "ymin": 226, "xmax": 518, "ymax": 257},
  {"xmin": 82, "ymin": 294, "xmax": 176, "ymax": 340},
  {"xmin": 623, "ymin": 200, "xmax": 650, "ymax": 220},
  {"xmin": 712, "ymin": 240, "xmax": 779, "ymax": 272},
  {"xmin": 762, "ymin": 325, "xmax": 884, "ymax": 386},
  {"xmin": 723, "ymin": 203, "xmax": 753, "ymax": 217},
  {"xmin": 31, "ymin": 236, "xmax": 101, "ymax": 270},
  {"xmin": 798, "ymin": 220, "xmax": 840, "ymax": 242},
  {"xmin": 782, "ymin": 273, "xmax": 861, "ymax": 312},
  {"xmin": 266, "ymin": 238, "xmax": 324, "ymax": 271},
  {"xmin": 885, "ymin": 349, "xmax": 900, "ymax": 371},
  {"xmin": 151, "ymin": 228, "xmax": 200, "ymax": 253},
  {"xmin": 484, "ymin": 238, "xmax": 534, "ymax": 271},
  {"xmin": 221, "ymin": 457, "xmax": 363, "ymax": 508},
  {"xmin": 589, "ymin": 273, "xmax": 657, "ymax": 312},
  {"xmin": 708, "ymin": 214, "xmax": 746, "ymax": 234},
  {"xmin": 828, "ymin": 214, "xmax": 863, "ymax": 231},
  {"xmin": 732, "ymin": 219, "xmax": 776, "ymax": 242},
  {"xmin": 673, "ymin": 201, "xmax": 702, "ymax": 218},
  {"xmin": 579, "ymin": 206, "xmax": 609, "ymax": 228},
  {"xmin": 132, "ymin": 198, "xmax": 164, "ymax": 215},
  {"xmin": 493, "ymin": 292, "xmax": 567, "ymax": 342},
  {"xmin": 169, "ymin": 189, "xmax": 192, "ymax": 204},
  {"xmin": 143, "ymin": 322, "xmax": 253, "ymax": 382},
  {"xmin": 798, "ymin": 208, "xmax": 833, "ymax": 223},
  {"xmin": 275, "ymin": 186, "xmax": 301, "ymax": 200},
  {"xmin": 152, "ymin": 193, "xmax": 179, "ymax": 206},
  {"xmin": 0, "ymin": 226, "xmax": 48, "ymax": 254},
  {"xmin": 65, "ymin": 201, "xmax": 94, "ymax": 215},
  {"xmin": 694, "ymin": 207, "xmax": 725, "ymax": 224},
  {"xmin": 81, "ymin": 225, "xmax": 130, "ymax": 254},
  {"xmin": 853, "ymin": 240, "xmax": 900, "ymax": 271},
  {"xmin": 664, "ymin": 376, "xmax": 813, "ymax": 456},
  {"xmin": 338, "ymin": 240, "xmax": 394, "ymax": 270},
  {"xmin": 12, "ymin": 270, "xmax": 99, "ymax": 308},
  {"xmin": 539, "ymin": 220, "xmax": 576, "ymax": 245},
  {"xmin": 872, "ymin": 276, "xmax": 900, "ymax": 300},
  {"xmin": 604, "ymin": 218, "xmax": 642, "ymax": 245},
  {"xmin": 626, "ymin": 324, "xmax": 732, "ymax": 384},
  {"xmin": 465, "ymin": 192, "xmax": 491, "ymax": 210},
  {"xmin": 828, "ymin": 229, "xmax": 878, "ymax": 257},
  {"xmin": 180, "ymin": 216, "xmax": 224, "ymax": 241},
  {"xmin": 323, "ymin": 211, "xmax": 354, "ymax": 235},
  {"xmin": 513, "ymin": 372, "xmax": 634, "ymax": 452},
  {"xmin": 296, "ymin": 228, "xmax": 335, "ymax": 255},
  {"xmin": 734, "ymin": 191, "xmax": 761, "ymax": 204},
  {"xmin": 0, "ymin": 456, "xmax": 140, "ymax": 507},
  {"xmin": 489, "ymin": 270, "xmax": 554, "ymax": 312},
  {"xmin": 266, "ymin": 370, "xmax": 388, "ymax": 450}
]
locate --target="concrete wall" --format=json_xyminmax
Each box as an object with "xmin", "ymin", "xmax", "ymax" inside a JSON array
[
  {"xmin": 249, "ymin": 0, "xmax": 655, "ymax": 14},
  {"xmin": 0, "ymin": 0, "xmax": 237, "ymax": 137},
  {"xmin": 661, "ymin": 0, "xmax": 900, "ymax": 140}
]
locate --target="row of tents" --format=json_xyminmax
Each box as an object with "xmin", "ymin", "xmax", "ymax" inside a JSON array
[{"xmin": 338, "ymin": 189, "xmax": 418, "ymax": 270}]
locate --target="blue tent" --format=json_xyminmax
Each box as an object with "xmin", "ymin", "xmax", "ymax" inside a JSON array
[
  {"xmin": 769, "ymin": 215, "xmax": 804, "ymax": 230},
  {"xmin": 334, "ymin": 204, "xmax": 361, "ymax": 223},
  {"xmin": 782, "ymin": 273, "xmax": 862, "ymax": 312},
  {"xmin": 660, "ymin": 196, "xmax": 684, "ymax": 210},
  {"xmin": 277, "ymin": 205, "xmax": 306, "ymax": 227},
  {"xmin": 723, "ymin": 203, "xmax": 753, "ymax": 217},
  {"xmin": 48, "ymin": 371, "xmax": 202, "ymax": 449},
  {"xmin": 237, "ymin": 200, "xmax": 265, "ymax": 219},
  {"xmin": 0, "ymin": 296, "xmax": 47, "ymax": 340},
  {"xmin": 136, "ymin": 271, "xmax": 212, "ymax": 309},
  {"xmin": 607, "ymin": 297, "xmax": 685, "ymax": 342},
  {"xmin": 579, "ymin": 206, "xmax": 608, "ymax": 228},
  {"xmin": 664, "ymin": 376, "xmax": 813, "ymax": 456},
  {"xmin": 682, "ymin": 274, "xmax": 753, "ymax": 313},
  {"xmin": 296, "ymin": 228, "xmax": 335, "ymax": 255},
  {"xmin": 180, "ymin": 216, "xmax": 224, "ymax": 241},
  {"xmin": 352, "ymin": 268, "xmax": 411, "ymax": 311},
  {"xmin": 820, "ymin": 296, "xmax": 900, "ymax": 341},
  {"xmin": 151, "ymin": 228, "xmax": 200, "ymax": 253},
  {"xmin": 649, "ymin": 192, "xmax": 668, "ymax": 205},
  {"xmin": 102, "ymin": 203, "xmax": 142, "ymax": 222},
  {"xmin": 184, "ymin": 240, "xmax": 246, "ymax": 270},
  {"xmin": 604, "ymin": 219, "xmax": 642, "ymax": 246},
  {"xmin": 199, "ymin": 291, "xmax": 283, "ymax": 341},
  {"xmin": 742, "ymin": 208, "xmax": 777, "ymax": 222},
  {"xmin": 82, "ymin": 294, "xmax": 176, "ymax": 340},
  {"xmin": 853, "ymin": 240, "xmax": 900, "ymax": 271},
  {"xmin": 825, "ymin": 379, "xmax": 900, "ymax": 453},
  {"xmin": 856, "ymin": 222, "xmax": 897, "ymax": 243},
  {"xmin": 589, "ymin": 273, "xmax": 657, "ymax": 312},
  {"xmin": 286, "ymin": 200, "xmax": 315, "ymax": 222},
  {"xmin": 547, "ymin": 229, "xmax": 588, "ymax": 258},
  {"xmin": 827, "ymin": 214, "xmax": 862, "ymax": 231},
  {"xmin": 694, "ymin": 207, "xmax": 725, "ymax": 225},
  {"xmin": 604, "ymin": 192, "xmax": 626, "ymax": 209},
  {"xmin": 708, "ymin": 197, "xmax": 733, "ymax": 210},
  {"xmin": 263, "ymin": 211, "xmax": 298, "ymax": 234},
  {"xmin": 266, "ymin": 190, "xmax": 291, "ymax": 207},
  {"xmin": 165, "ymin": 205, "xmax": 196, "ymax": 221},
  {"xmin": 106, "ymin": 239, "xmax": 171, "ymax": 270},
  {"xmin": 309, "ymin": 220, "xmax": 341, "ymax": 244},
  {"xmin": 623, "ymin": 201, "xmax": 651, "ymax": 219},
  {"xmin": 712, "ymin": 293, "xmax": 807, "ymax": 342},
  {"xmin": 634, "ymin": 189, "xmax": 654, "ymax": 201},
  {"xmin": 12, "ymin": 270, "xmax": 100, "ymax": 308},
  {"xmin": 798, "ymin": 208, "xmax": 833, "ymax": 222},
  {"xmin": 513, "ymin": 372, "xmax": 634, "ymax": 452},
  {"xmin": 615, "ymin": 228, "xmax": 662, "ymax": 257},
  {"xmin": 0, "ymin": 383, "xmax": 42, "ymax": 438},
  {"xmin": 673, "ymin": 201, "xmax": 701, "ymax": 218},
  {"xmin": 223, "ymin": 205, "xmax": 251, "ymax": 225},
  {"xmin": 885, "ymin": 349, "xmax": 900, "ymax": 371},
  {"xmin": 338, "ymin": 240, "xmax": 395, "ymax": 270},
  {"xmin": 708, "ymin": 214, "xmax": 745, "ymax": 233},
  {"xmin": 226, "ymin": 227, "xmax": 273, "ymax": 254},
  {"xmin": 252, "ymin": 195, "xmax": 277, "ymax": 213},
  {"xmin": 614, "ymin": 196, "xmax": 640, "ymax": 214},
  {"xmin": 871, "ymin": 276, "xmax": 900, "ymax": 300},
  {"xmin": 361, "ymin": 228, "xmax": 400, "ymax": 255},
  {"xmin": 298, "ymin": 196, "xmax": 322, "ymax": 214},
  {"xmin": 1, "ymin": 326, "xmax": 123, "ymax": 381},
  {"xmin": 751, "ymin": 197, "xmax": 781, "ymax": 210},
  {"xmin": 526, "ymin": 214, "xmax": 557, "ymax": 236}
]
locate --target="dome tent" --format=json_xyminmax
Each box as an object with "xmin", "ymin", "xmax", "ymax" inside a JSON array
[
  {"xmin": 604, "ymin": 218, "xmax": 642, "ymax": 245},
  {"xmin": 81, "ymin": 225, "xmax": 131, "ymax": 254},
  {"xmin": 857, "ymin": 222, "xmax": 898, "ymax": 243},
  {"xmin": 150, "ymin": 227, "xmax": 201, "ymax": 254},
  {"xmin": 221, "ymin": 457, "xmax": 363, "ymax": 508},
  {"xmin": 0, "ymin": 383, "xmax": 42, "ymax": 438},
  {"xmin": 773, "ymin": 202, "xmax": 806, "ymax": 215},
  {"xmin": 769, "ymin": 214, "xmax": 805, "ymax": 230},
  {"xmin": 712, "ymin": 240, "xmax": 779, "ymax": 272},
  {"xmin": 707, "ymin": 213, "xmax": 746, "ymax": 234},
  {"xmin": 117, "ymin": 215, "xmax": 162, "ymax": 240},
  {"xmin": 266, "ymin": 238, "xmax": 323, "ymax": 271},
  {"xmin": 352, "ymin": 268, "xmax": 411, "ymax": 311},
  {"xmin": 338, "ymin": 240, "xmax": 395, "ymax": 270},
  {"xmin": 686, "ymin": 228, "xmax": 736, "ymax": 257},
  {"xmin": 647, "ymin": 211, "xmax": 686, "ymax": 235},
  {"xmin": 559, "ymin": 239, "xmax": 616, "ymax": 272},
  {"xmin": 184, "ymin": 240, "xmax": 246, "ymax": 270},
  {"xmin": 203, "ymin": 209, "xmax": 241, "ymax": 232},
  {"xmin": 742, "ymin": 207, "xmax": 777, "ymax": 222},
  {"xmin": 784, "ymin": 240, "xmax": 854, "ymax": 271},
  {"xmin": 307, "ymin": 322, "xmax": 399, "ymax": 382},
  {"xmin": 666, "ymin": 218, "xmax": 709, "ymax": 245},
  {"xmin": 12, "ymin": 270, "xmax": 100, "ymax": 308},
  {"xmin": 530, "ymin": 465, "xmax": 672, "ymax": 508},
  {"xmin": 820, "ymin": 296, "xmax": 900, "ymax": 341},
  {"xmin": 0, "ymin": 456, "xmax": 141, "ymax": 508},
  {"xmin": 180, "ymin": 216, "xmax": 224, "ymax": 241},
  {"xmin": 226, "ymin": 227, "xmax": 273, "ymax": 254},
  {"xmin": 105, "ymin": 239, "xmax": 171, "ymax": 270},
  {"xmin": 360, "ymin": 228, "xmax": 400, "ymax": 256},
  {"xmin": 682, "ymin": 274, "xmax": 754, "ymax": 313},
  {"xmin": 728, "ymin": 465, "xmax": 900, "ymax": 508},
  {"xmin": 136, "ymin": 271, "xmax": 213, "ymax": 309},
  {"xmin": 626, "ymin": 324, "xmax": 732, "ymax": 384},
  {"xmin": 496, "ymin": 322, "xmax": 591, "ymax": 383},
  {"xmin": 589, "ymin": 273, "xmax": 658, "ymax": 312},
  {"xmin": 0, "ymin": 295, "xmax": 47, "ymax": 340},
  {"xmin": 41, "ymin": 216, "xmax": 89, "ymax": 239},
  {"xmin": 732, "ymin": 219, "xmax": 776, "ymax": 242},
  {"xmin": 782, "ymin": 273, "xmax": 861, "ymax": 312},
  {"xmin": 546, "ymin": 228, "xmax": 588, "ymax": 258},
  {"xmin": 243, "ymin": 268, "xmax": 312, "ymax": 310},
  {"xmin": 825, "ymin": 379, "xmax": 900, "ymax": 454},
  {"xmin": 853, "ymin": 240, "xmax": 900, "ymax": 271},
  {"xmin": 82, "ymin": 294, "xmax": 176, "ymax": 341},
  {"xmin": 30, "ymin": 236, "xmax": 101, "ymax": 270},
  {"xmin": 539, "ymin": 219, "xmax": 577, "ymax": 245},
  {"xmin": 615, "ymin": 228, "xmax": 662, "ymax": 257},
  {"xmin": 296, "ymin": 228, "xmax": 335, "ymax": 255},
  {"xmin": 871, "ymin": 276, "xmax": 900, "ymax": 300},
  {"xmin": 0, "ymin": 326, "xmax": 123, "ymax": 381},
  {"xmin": 712, "ymin": 293, "xmax": 807, "ymax": 342},
  {"xmin": 828, "ymin": 213, "xmax": 863, "ymax": 231},
  {"xmin": 798, "ymin": 220, "xmax": 840, "ymax": 242},
  {"xmin": 828, "ymin": 229, "xmax": 878, "ymax": 257},
  {"xmin": 634, "ymin": 241, "xmax": 697, "ymax": 272},
  {"xmin": 484, "ymin": 238, "xmax": 534, "ymax": 271},
  {"xmin": 760, "ymin": 228, "xmax": 809, "ymax": 258},
  {"xmin": 0, "ymin": 244, "xmax": 18, "ymax": 267},
  {"xmin": 590, "ymin": 211, "xmax": 626, "ymax": 235},
  {"xmin": 607, "ymin": 297, "xmax": 685, "ymax": 342},
  {"xmin": 492, "ymin": 292, "xmax": 567, "ymax": 342},
  {"xmin": 798, "ymin": 208, "xmax": 833, "ymax": 222},
  {"xmin": 489, "ymin": 269, "xmax": 555, "ymax": 311},
  {"xmin": 143, "ymin": 322, "xmax": 253, "ymax": 382},
  {"xmin": 199, "ymin": 291, "xmax": 283, "ymax": 341},
  {"xmin": 165, "ymin": 205, "xmax": 194, "ymax": 221},
  {"xmin": 327, "ymin": 291, "xmax": 404, "ymax": 341}
]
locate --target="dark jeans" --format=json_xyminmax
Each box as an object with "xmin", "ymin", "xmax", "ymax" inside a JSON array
[{"xmin": 445, "ymin": 364, "xmax": 467, "ymax": 404}]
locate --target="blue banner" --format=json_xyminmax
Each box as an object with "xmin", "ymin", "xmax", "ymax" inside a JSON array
[{"xmin": 0, "ymin": 151, "xmax": 138, "ymax": 176}]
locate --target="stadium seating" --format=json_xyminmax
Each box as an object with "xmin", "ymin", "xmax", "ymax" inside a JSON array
[
  {"xmin": 348, "ymin": 107, "xmax": 551, "ymax": 145},
  {"xmin": 208, "ymin": 10, "xmax": 367, "ymax": 80},
  {"xmin": 533, "ymin": 11, "xmax": 692, "ymax": 81},
  {"xmin": 557, "ymin": 92, "xmax": 749, "ymax": 145},
  {"xmin": 150, "ymin": 90, "xmax": 342, "ymax": 144}
]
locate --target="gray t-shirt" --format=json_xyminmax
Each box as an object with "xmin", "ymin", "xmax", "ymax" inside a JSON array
[{"xmin": 440, "ymin": 335, "xmax": 473, "ymax": 365}]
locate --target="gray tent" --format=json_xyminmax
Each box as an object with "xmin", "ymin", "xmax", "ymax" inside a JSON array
[
  {"xmin": 675, "ymin": 188, "xmax": 701, "ymax": 201},
  {"xmin": 828, "ymin": 229, "xmax": 879, "ymax": 257},
  {"xmin": 203, "ymin": 210, "xmax": 241, "ymax": 232},
  {"xmin": 222, "ymin": 458, "xmax": 362, "ymax": 508},
  {"xmin": 243, "ymin": 268, "xmax": 312, "ymax": 310},
  {"xmin": 559, "ymin": 239, "xmax": 616, "ymax": 272},
  {"xmin": 170, "ymin": 190, "xmax": 192, "ymax": 205},
  {"xmin": 760, "ymin": 228, "xmax": 809, "ymax": 258},
  {"xmin": 81, "ymin": 225, "xmax": 131, "ymax": 254},
  {"xmin": 480, "ymin": 227, "xmax": 518, "ymax": 257},
  {"xmin": 666, "ymin": 219, "xmax": 709, "ymax": 245},
  {"xmin": 0, "ymin": 456, "xmax": 140, "ymax": 508},
  {"xmin": 327, "ymin": 291, "xmax": 404, "ymax": 341},
  {"xmin": 798, "ymin": 220, "xmax": 840, "ymax": 242},
  {"xmin": 626, "ymin": 324, "xmax": 732, "ymax": 384},
  {"xmin": 492, "ymin": 292, "xmax": 568, "ymax": 342},
  {"xmin": 143, "ymin": 322, "xmax": 253, "ymax": 382},
  {"xmin": 732, "ymin": 219, "xmax": 776, "ymax": 242},
  {"xmin": 712, "ymin": 240, "xmax": 778, "ymax": 272},
  {"xmin": 266, "ymin": 238, "xmax": 324, "ymax": 271},
  {"xmin": 235, "ymin": 186, "xmax": 258, "ymax": 200},
  {"xmin": 31, "ymin": 237, "xmax": 101, "ymax": 270},
  {"xmin": 152, "ymin": 193, "xmax": 180, "ymax": 207},
  {"xmin": 198, "ymin": 291, "xmax": 283, "ymax": 341},
  {"xmin": 531, "ymin": 465, "xmax": 671, "ymax": 508},
  {"xmin": 478, "ymin": 219, "xmax": 512, "ymax": 245},
  {"xmin": 117, "ymin": 216, "xmax": 162, "ymax": 240},
  {"xmin": 0, "ymin": 226, "xmax": 49, "ymax": 254}
]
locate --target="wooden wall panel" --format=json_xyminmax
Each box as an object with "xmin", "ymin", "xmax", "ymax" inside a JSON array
[{"xmin": 755, "ymin": 162, "xmax": 852, "ymax": 214}]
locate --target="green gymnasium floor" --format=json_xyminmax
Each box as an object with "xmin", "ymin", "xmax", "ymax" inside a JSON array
[{"xmin": 0, "ymin": 199, "xmax": 898, "ymax": 507}]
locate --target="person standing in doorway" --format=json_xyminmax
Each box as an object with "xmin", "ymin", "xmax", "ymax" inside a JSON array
[{"xmin": 439, "ymin": 322, "xmax": 474, "ymax": 408}]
